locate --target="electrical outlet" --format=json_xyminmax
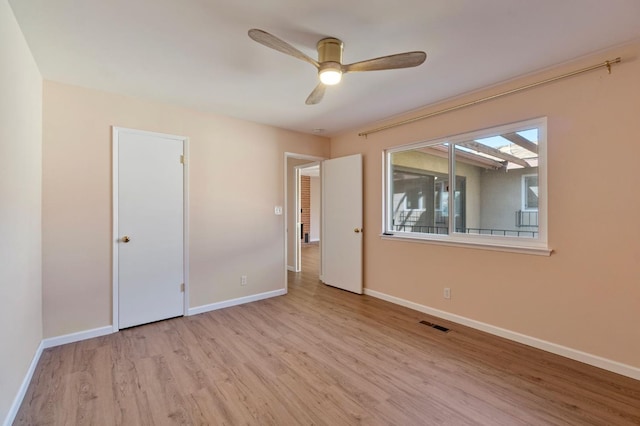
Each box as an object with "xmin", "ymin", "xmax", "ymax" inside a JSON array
[
  {"xmin": 241, "ymin": 275, "xmax": 247, "ymax": 286},
  {"xmin": 444, "ymin": 287, "xmax": 451, "ymax": 299}
]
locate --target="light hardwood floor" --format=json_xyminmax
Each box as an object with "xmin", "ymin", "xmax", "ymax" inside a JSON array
[{"xmin": 15, "ymin": 245, "xmax": 640, "ymax": 425}]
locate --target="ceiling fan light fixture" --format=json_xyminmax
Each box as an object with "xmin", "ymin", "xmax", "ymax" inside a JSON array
[
  {"xmin": 319, "ymin": 67, "xmax": 342, "ymax": 85},
  {"xmin": 317, "ymin": 38, "xmax": 343, "ymax": 86}
]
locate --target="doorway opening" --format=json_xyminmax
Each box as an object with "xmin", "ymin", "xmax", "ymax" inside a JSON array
[
  {"xmin": 298, "ymin": 163, "xmax": 320, "ymax": 273},
  {"xmin": 284, "ymin": 153, "xmax": 363, "ymax": 294},
  {"xmin": 285, "ymin": 153, "xmax": 324, "ymax": 290}
]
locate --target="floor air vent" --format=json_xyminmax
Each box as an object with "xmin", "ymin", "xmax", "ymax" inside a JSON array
[{"xmin": 419, "ymin": 320, "xmax": 450, "ymax": 333}]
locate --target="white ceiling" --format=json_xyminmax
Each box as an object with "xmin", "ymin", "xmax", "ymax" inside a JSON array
[{"xmin": 9, "ymin": 0, "xmax": 640, "ymax": 136}]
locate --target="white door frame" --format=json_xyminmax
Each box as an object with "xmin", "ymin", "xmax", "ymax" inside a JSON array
[
  {"xmin": 112, "ymin": 127, "xmax": 190, "ymax": 332},
  {"xmin": 284, "ymin": 152, "xmax": 325, "ymax": 291},
  {"xmin": 293, "ymin": 165, "xmax": 303, "ymax": 273}
]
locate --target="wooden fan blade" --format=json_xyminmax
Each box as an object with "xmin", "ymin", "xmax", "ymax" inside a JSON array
[
  {"xmin": 248, "ymin": 29, "xmax": 319, "ymax": 68},
  {"xmin": 342, "ymin": 51, "xmax": 426, "ymax": 73},
  {"xmin": 305, "ymin": 83, "xmax": 326, "ymax": 105}
]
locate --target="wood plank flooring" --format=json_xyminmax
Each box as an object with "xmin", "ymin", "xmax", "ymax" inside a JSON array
[{"xmin": 15, "ymin": 245, "xmax": 640, "ymax": 425}]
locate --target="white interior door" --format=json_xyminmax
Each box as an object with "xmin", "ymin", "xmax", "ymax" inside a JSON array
[
  {"xmin": 115, "ymin": 128, "xmax": 185, "ymax": 329},
  {"xmin": 321, "ymin": 154, "xmax": 363, "ymax": 294}
]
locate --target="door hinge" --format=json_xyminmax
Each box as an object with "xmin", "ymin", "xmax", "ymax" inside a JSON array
[
  {"xmin": 180, "ymin": 155, "xmax": 185, "ymax": 164},
  {"xmin": 180, "ymin": 283, "xmax": 185, "ymax": 292}
]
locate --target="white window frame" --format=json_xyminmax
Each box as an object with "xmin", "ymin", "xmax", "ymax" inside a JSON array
[{"xmin": 382, "ymin": 117, "xmax": 550, "ymax": 256}]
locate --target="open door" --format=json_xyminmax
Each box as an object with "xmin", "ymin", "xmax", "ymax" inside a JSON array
[{"xmin": 321, "ymin": 154, "xmax": 363, "ymax": 294}]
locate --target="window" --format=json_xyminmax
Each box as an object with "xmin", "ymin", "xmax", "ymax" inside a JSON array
[{"xmin": 384, "ymin": 118, "xmax": 548, "ymax": 254}]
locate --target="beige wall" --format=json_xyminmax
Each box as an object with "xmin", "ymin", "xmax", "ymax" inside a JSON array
[
  {"xmin": 42, "ymin": 81, "xmax": 329, "ymax": 338},
  {"xmin": 0, "ymin": 1, "xmax": 43, "ymax": 421},
  {"xmin": 330, "ymin": 41, "xmax": 640, "ymax": 369}
]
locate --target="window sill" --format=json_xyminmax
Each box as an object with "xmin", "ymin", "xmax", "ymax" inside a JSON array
[{"xmin": 380, "ymin": 233, "xmax": 552, "ymax": 256}]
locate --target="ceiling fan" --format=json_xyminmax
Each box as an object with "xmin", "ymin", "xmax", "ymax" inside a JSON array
[{"xmin": 248, "ymin": 29, "xmax": 427, "ymax": 105}]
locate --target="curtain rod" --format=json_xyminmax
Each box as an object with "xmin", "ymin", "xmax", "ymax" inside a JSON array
[{"xmin": 358, "ymin": 57, "xmax": 622, "ymax": 138}]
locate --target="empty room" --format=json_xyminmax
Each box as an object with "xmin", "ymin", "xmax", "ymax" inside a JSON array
[{"xmin": 2, "ymin": 0, "xmax": 640, "ymax": 424}]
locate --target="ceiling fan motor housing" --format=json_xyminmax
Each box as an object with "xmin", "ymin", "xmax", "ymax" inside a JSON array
[{"xmin": 317, "ymin": 37, "xmax": 343, "ymax": 64}]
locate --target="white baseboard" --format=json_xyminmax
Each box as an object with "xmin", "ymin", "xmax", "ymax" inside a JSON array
[
  {"xmin": 364, "ymin": 289, "xmax": 640, "ymax": 381},
  {"xmin": 3, "ymin": 341, "xmax": 44, "ymax": 426},
  {"xmin": 287, "ymin": 265, "xmax": 295, "ymax": 272},
  {"xmin": 42, "ymin": 325, "xmax": 113, "ymax": 349},
  {"xmin": 188, "ymin": 289, "xmax": 287, "ymax": 316}
]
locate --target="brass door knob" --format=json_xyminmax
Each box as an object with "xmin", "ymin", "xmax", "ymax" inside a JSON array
[{"xmin": 122, "ymin": 235, "xmax": 130, "ymax": 243}]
